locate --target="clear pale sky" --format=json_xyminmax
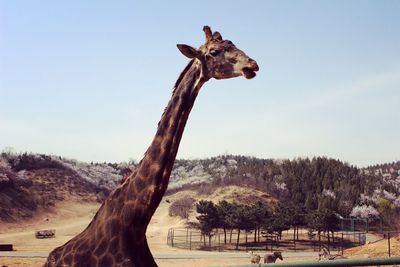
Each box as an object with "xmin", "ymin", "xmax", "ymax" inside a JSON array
[{"xmin": 1, "ymin": 1, "xmax": 399, "ymax": 167}]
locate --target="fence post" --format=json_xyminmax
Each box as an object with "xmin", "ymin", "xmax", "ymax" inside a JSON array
[
  {"xmin": 171, "ymin": 228, "xmax": 174, "ymax": 247},
  {"xmin": 245, "ymin": 231, "xmax": 248, "ymax": 250},
  {"xmin": 328, "ymin": 237, "xmax": 330, "ymax": 253},
  {"xmin": 388, "ymin": 232, "xmax": 391, "ymax": 257},
  {"xmin": 218, "ymin": 232, "xmax": 221, "ymax": 252},
  {"xmin": 271, "ymin": 235, "xmax": 274, "ymax": 252},
  {"xmin": 313, "ymin": 235, "xmax": 316, "ymax": 252},
  {"xmin": 185, "ymin": 228, "xmax": 188, "ymax": 248},
  {"xmin": 341, "ymin": 233, "xmax": 344, "ymax": 255},
  {"xmin": 318, "ymin": 234, "xmax": 321, "ymax": 252},
  {"xmin": 189, "ymin": 231, "xmax": 192, "ymax": 250}
]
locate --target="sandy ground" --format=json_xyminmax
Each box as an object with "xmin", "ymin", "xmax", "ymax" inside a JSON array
[
  {"xmin": 344, "ymin": 235, "xmax": 400, "ymax": 258},
  {"xmin": 1, "ymin": 189, "xmax": 398, "ymax": 266},
  {"xmin": 0, "ymin": 196, "xmax": 318, "ymax": 267},
  {"xmin": 0, "ymin": 256, "xmax": 317, "ymax": 267}
]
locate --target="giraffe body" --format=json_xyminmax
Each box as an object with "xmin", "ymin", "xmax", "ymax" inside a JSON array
[{"xmin": 44, "ymin": 26, "xmax": 259, "ymax": 267}]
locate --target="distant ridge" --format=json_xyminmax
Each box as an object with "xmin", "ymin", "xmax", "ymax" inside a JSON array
[{"xmin": 0, "ymin": 152, "xmax": 399, "ymax": 223}]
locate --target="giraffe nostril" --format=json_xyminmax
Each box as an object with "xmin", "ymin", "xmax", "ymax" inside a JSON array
[
  {"xmin": 249, "ymin": 62, "xmax": 259, "ymax": 72},
  {"xmin": 253, "ymin": 62, "xmax": 259, "ymax": 72},
  {"xmin": 248, "ymin": 58, "xmax": 259, "ymax": 71}
]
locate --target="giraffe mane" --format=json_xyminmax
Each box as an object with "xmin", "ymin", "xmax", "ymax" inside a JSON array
[
  {"xmin": 156, "ymin": 58, "xmax": 197, "ymax": 129},
  {"xmin": 172, "ymin": 59, "xmax": 196, "ymax": 95}
]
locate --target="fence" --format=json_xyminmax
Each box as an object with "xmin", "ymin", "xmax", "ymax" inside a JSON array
[
  {"xmin": 307, "ymin": 231, "xmax": 366, "ymax": 254},
  {"xmin": 225, "ymin": 257, "xmax": 400, "ymax": 267},
  {"xmin": 339, "ymin": 217, "xmax": 384, "ymax": 233},
  {"xmin": 167, "ymin": 228, "xmax": 368, "ymax": 252},
  {"xmin": 167, "ymin": 227, "xmax": 223, "ymax": 251}
]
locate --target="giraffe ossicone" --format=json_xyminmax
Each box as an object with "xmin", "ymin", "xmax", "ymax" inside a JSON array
[{"xmin": 44, "ymin": 25, "xmax": 258, "ymax": 267}]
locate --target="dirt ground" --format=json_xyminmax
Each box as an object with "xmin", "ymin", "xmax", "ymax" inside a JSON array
[
  {"xmin": 1, "ymin": 189, "xmax": 398, "ymax": 266},
  {"xmin": 1, "ymin": 256, "xmax": 321, "ymax": 267},
  {"xmin": 0, "ymin": 196, "xmax": 316, "ymax": 267},
  {"xmin": 344, "ymin": 235, "xmax": 400, "ymax": 258}
]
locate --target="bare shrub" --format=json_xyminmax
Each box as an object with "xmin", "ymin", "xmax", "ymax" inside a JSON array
[{"xmin": 169, "ymin": 196, "xmax": 195, "ymax": 219}]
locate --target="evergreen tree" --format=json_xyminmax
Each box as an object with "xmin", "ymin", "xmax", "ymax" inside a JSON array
[
  {"xmin": 216, "ymin": 200, "xmax": 235, "ymax": 244},
  {"xmin": 196, "ymin": 200, "xmax": 219, "ymax": 246}
]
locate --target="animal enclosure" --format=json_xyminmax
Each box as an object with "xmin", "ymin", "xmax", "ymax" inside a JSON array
[{"xmin": 167, "ymin": 227, "xmax": 367, "ymax": 252}]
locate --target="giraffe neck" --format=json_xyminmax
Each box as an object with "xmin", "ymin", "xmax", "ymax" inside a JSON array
[{"xmin": 126, "ymin": 59, "xmax": 207, "ymax": 218}]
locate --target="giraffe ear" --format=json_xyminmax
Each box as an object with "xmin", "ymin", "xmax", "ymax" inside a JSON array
[{"xmin": 177, "ymin": 44, "xmax": 201, "ymax": 59}]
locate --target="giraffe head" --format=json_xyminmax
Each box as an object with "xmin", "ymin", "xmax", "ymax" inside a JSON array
[{"xmin": 177, "ymin": 26, "xmax": 259, "ymax": 80}]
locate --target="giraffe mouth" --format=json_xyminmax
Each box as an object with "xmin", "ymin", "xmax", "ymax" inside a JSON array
[{"xmin": 242, "ymin": 67, "xmax": 257, "ymax": 79}]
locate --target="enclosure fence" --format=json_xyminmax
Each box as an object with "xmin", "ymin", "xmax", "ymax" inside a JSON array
[
  {"xmin": 224, "ymin": 257, "xmax": 400, "ymax": 267},
  {"xmin": 339, "ymin": 217, "xmax": 384, "ymax": 233},
  {"xmin": 168, "ymin": 228, "xmax": 392, "ymax": 252}
]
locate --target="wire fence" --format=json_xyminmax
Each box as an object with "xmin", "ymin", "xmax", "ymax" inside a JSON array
[
  {"xmin": 339, "ymin": 217, "xmax": 384, "ymax": 233},
  {"xmin": 167, "ymin": 227, "xmax": 372, "ymax": 253},
  {"xmin": 228, "ymin": 257, "xmax": 400, "ymax": 267},
  {"xmin": 168, "ymin": 228, "xmax": 400, "ymax": 258}
]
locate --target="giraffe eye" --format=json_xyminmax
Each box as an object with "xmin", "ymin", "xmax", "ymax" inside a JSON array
[{"xmin": 209, "ymin": 50, "xmax": 221, "ymax": 57}]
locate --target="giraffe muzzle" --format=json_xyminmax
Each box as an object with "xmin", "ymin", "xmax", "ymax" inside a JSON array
[
  {"xmin": 242, "ymin": 66, "xmax": 258, "ymax": 79},
  {"xmin": 242, "ymin": 60, "xmax": 259, "ymax": 79}
]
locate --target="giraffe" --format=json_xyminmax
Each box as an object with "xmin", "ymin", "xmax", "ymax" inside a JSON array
[{"xmin": 44, "ymin": 26, "xmax": 259, "ymax": 267}]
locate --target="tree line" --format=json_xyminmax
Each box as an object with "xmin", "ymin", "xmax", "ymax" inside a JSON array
[
  {"xmin": 195, "ymin": 200, "xmax": 340, "ymax": 249},
  {"xmin": 171, "ymin": 155, "xmax": 400, "ymax": 225}
]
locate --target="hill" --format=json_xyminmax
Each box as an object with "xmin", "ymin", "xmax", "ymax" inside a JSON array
[
  {"xmin": 1, "ymin": 152, "xmax": 399, "ymax": 224},
  {"xmin": 171, "ymin": 156, "xmax": 399, "ymax": 220},
  {"xmin": 0, "ymin": 152, "xmax": 131, "ymax": 222}
]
